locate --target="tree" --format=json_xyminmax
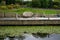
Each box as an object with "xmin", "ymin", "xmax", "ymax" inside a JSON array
[
  {"xmin": 31, "ymin": 0, "xmax": 41, "ymax": 8},
  {"xmin": 31, "ymin": 0, "xmax": 53, "ymax": 8},
  {"xmin": 0, "ymin": 0, "xmax": 2, "ymax": 3},
  {"xmin": 6, "ymin": 0, "xmax": 15, "ymax": 5},
  {"xmin": 48, "ymin": 0, "xmax": 53, "ymax": 8}
]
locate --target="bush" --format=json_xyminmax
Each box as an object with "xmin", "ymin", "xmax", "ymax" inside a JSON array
[
  {"xmin": 53, "ymin": 5, "xmax": 60, "ymax": 9},
  {"xmin": 31, "ymin": 1, "xmax": 41, "ymax": 8},
  {"xmin": 53, "ymin": 2, "xmax": 60, "ymax": 9},
  {"xmin": 7, "ymin": 5, "xmax": 13, "ymax": 9},
  {"xmin": 7, "ymin": 4, "xmax": 20, "ymax": 9},
  {"xmin": 53, "ymin": 5, "xmax": 58, "ymax": 8},
  {"xmin": 7, "ymin": 4, "xmax": 14, "ymax": 9},
  {"xmin": 14, "ymin": 4, "xmax": 20, "ymax": 9},
  {"xmin": 0, "ymin": 6, "xmax": 7, "ymax": 9}
]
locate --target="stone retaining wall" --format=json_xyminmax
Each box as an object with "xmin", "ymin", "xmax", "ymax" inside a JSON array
[
  {"xmin": 0, "ymin": 20, "xmax": 60, "ymax": 25},
  {"xmin": 0, "ymin": 13, "xmax": 60, "ymax": 25}
]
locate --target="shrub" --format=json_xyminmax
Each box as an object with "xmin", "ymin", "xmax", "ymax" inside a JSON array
[
  {"xmin": 53, "ymin": 2, "xmax": 60, "ymax": 9},
  {"xmin": 7, "ymin": 4, "xmax": 20, "ymax": 9},
  {"xmin": 53, "ymin": 5, "xmax": 60, "ymax": 9},
  {"xmin": 7, "ymin": 4, "xmax": 14, "ymax": 9},
  {"xmin": 0, "ymin": 6, "xmax": 7, "ymax": 9},
  {"xmin": 14, "ymin": 4, "xmax": 20, "ymax": 9}
]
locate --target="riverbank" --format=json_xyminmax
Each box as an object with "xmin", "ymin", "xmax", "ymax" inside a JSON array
[{"xmin": 0, "ymin": 26, "xmax": 60, "ymax": 36}]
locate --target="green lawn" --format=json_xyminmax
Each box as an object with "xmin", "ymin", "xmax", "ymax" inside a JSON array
[
  {"xmin": 0, "ymin": 26, "xmax": 60, "ymax": 36},
  {"xmin": 0, "ymin": 8, "xmax": 60, "ymax": 14}
]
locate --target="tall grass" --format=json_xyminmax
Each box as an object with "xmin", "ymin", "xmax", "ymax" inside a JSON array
[{"xmin": 0, "ymin": 26, "xmax": 60, "ymax": 36}]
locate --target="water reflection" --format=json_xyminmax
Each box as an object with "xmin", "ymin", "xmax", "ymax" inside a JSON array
[
  {"xmin": 4, "ymin": 37, "xmax": 10, "ymax": 40},
  {"xmin": 32, "ymin": 32, "xmax": 49, "ymax": 38},
  {"xmin": 0, "ymin": 33, "xmax": 60, "ymax": 40},
  {"xmin": 14, "ymin": 37, "xmax": 19, "ymax": 40},
  {"xmin": 23, "ymin": 33, "xmax": 38, "ymax": 40}
]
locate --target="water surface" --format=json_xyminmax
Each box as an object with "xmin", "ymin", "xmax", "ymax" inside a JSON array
[{"xmin": 0, "ymin": 33, "xmax": 60, "ymax": 40}]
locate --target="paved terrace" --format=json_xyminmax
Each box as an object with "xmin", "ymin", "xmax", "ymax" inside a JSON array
[
  {"xmin": 0, "ymin": 12, "xmax": 60, "ymax": 20},
  {"xmin": 0, "ymin": 17, "xmax": 60, "ymax": 20},
  {"xmin": 0, "ymin": 13, "xmax": 60, "ymax": 25}
]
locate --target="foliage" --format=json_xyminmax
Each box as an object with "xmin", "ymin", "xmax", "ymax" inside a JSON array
[
  {"xmin": 0, "ymin": 26, "xmax": 60, "ymax": 36},
  {"xmin": 0, "ymin": 6, "xmax": 7, "ymax": 9},
  {"xmin": 29, "ymin": 0, "xmax": 53, "ymax": 8},
  {"xmin": 0, "ymin": 8, "xmax": 60, "ymax": 14},
  {"xmin": 53, "ymin": 5, "xmax": 59, "ymax": 9},
  {"xmin": 14, "ymin": 4, "xmax": 20, "ymax": 8},
  {"xmin": 31, "ymin": 0, "xmax": 41, "ymax": 8},
  {"xmin": 0, "ymin": 0, "xmax": 60, "ymax": 9},
  {"xmin": 7, "ymin": 4, "xmax": 20, "ymax": 9},
  {"xmin": 53, "ymin": 2, "xmax": 60, "ymax": 9},
  {"xmin": 0, "ymin": 0, "xmax": 2, "ymax": 3},
  {"xmin": 6, "ymin": 0, "xmax": 15, "ymax": 5},
  {"xmin": 7, "ymin": 4, "xmax": 14, "ymax": 9}
]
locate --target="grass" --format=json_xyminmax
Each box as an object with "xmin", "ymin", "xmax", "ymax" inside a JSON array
[
  {"xmin": 0, "ymin": 26, "xmax": 60, "ymax": 36},
  {"xmin": 0, "ymin": 8, "xmax": 60, "ymax": 14},
  {"xmin": 54, "ymin": 0, "xmax": 60, "ymax": 2}
]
